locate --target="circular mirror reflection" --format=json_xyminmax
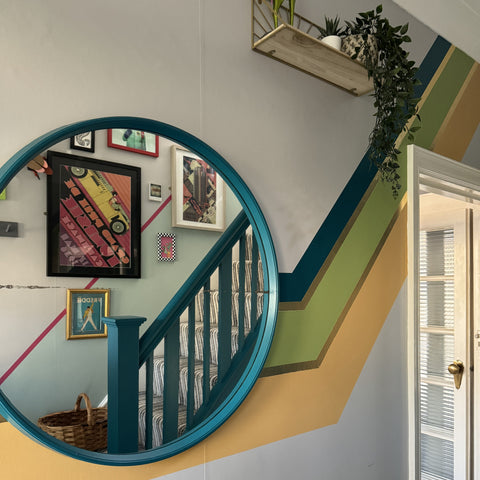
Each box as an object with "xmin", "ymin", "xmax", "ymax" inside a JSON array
[{"xmin": 0, "ymin": 118, "xmax": 278, "ymax": 466}]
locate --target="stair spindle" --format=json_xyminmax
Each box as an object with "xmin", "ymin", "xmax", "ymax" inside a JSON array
[
  {"xmin": 145, "ymin": 353, "xmax": 154, "ymax": 450},
  {"xmin": 186, "ymin": 301, "xmax": 196, "ymax": 428},
  {"xmin": 163, "ymin": 318, "xmax": 180, "ymax": 443},
  {"xmin": 238, "ymin": 233, "xmax": 247, "ymax": 349},
  {"xmin": 202, "ymin": 281, "xmax": 211, "ymax": 405},
  {"xmin": 250, "ymin": 236, "xmax": 259, "ymax": 329},
  {"xmin": 218, "ymin": 250, "xmax": 233, "ymax": 381}
]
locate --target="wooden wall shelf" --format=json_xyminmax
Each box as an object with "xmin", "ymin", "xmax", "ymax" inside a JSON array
[{"xmin": 252, "ymin": 1, "xmax": 373, "ymax": 96}]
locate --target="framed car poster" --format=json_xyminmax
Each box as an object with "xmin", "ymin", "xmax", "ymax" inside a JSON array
[{"xmin": 46, "ymin": 151, "xmax": 141, "ymax": 278}]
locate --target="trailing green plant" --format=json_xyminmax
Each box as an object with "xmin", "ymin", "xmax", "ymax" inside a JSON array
[
  {"xmin": 344, "ymin": 4, "xmax": 421, "ymax": 197},
  {"xmin": 318, "ymin": 15, "xmax": 344, "ymax": 38},
  {"xmin": 271, "ymin": 0, "xmax": 296, "ymax": 28}
]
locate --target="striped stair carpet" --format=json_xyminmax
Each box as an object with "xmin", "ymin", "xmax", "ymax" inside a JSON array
[
  {"xmin": 152, "ymin": 355, "xmax": 217, "ymax": 410},
  {"xmin": 138, "ymin": 393, "xmax": 187, "ymax": 448}
]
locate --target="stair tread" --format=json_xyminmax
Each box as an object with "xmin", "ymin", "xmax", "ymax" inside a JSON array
[
  {"xmin": 179, "ymin": 320, "xmax": 249, "ymax": 329},
  {"xmin": 153, "ymin": 354, "xmax": 218, "ymax": 372},
  {"xmin": 139, "ymin": 392, "xmax": 187, "ymax": 414}
]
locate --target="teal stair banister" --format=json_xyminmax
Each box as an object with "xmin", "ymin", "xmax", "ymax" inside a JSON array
[{"xmin": 105, "ymin": 210, "xmax": 267, "ymax": 453}]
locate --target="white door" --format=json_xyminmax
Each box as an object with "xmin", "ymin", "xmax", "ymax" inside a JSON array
[
  {"xmin": 407, "ymin": 145, "xmax": 480, "ymax": 480},
  {"xmin": 418, "ymin": 194, "xmax": 471, "ymax": 480}
]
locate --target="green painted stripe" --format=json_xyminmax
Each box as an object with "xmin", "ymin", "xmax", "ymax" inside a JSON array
[
  {"xmin": 414, "ymin": 48, "xmax": 474, "ymax": 149},
  {"xmin": 266, "ymin": 179, "xmax": 397, "ymax": 367},
  {"xmin": 265, "ymin": 48, "xmax": 474, "ymax": 369}
]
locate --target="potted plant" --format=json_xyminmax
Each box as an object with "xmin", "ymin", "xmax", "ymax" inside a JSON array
[
  {"xmin": 343, "ymin": 5, "xmax": 421, "ymax": 197},
  {"xmin": 318, "ymin": 15, "xmax": 344, "ymax": 51}
]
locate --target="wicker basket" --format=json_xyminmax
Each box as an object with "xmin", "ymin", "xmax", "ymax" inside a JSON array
[{"xmin": 38, "ymin": 393, "xmax": 107, "ymax": 451}]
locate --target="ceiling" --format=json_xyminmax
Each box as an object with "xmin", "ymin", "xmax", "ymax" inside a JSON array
[{"xmin": 394, "ymin": 0, "xmax": 480, "ymax": 63}]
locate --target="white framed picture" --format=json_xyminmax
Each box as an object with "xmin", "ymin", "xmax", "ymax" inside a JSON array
[{"xmin": 171, "ymin": 146, "xmax": 225, "ymax": 232}]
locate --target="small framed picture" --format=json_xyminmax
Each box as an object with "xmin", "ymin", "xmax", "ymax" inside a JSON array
[
  {"xmin": 108, "ymin": 129, "xmax": 159, "ymax": 157},
  {"xmin": 171, "ymin": 146, "xmax": 225, "ymax": 232},
  {"xmin": 157, "ymin": 233, "xmax": 176, "ymax": 262},
  {"xmin": 148, "ymin": 183, "xmax": 163, "ymax": 202},
  {"xmin": 70, "ymin": 132, "xmax": 95, "ymax": 153},
  {"xmin": 66, "ymin": 289, "xmax": 110, "ymax": 339}
]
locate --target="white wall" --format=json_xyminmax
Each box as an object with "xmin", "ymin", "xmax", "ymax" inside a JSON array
[{"xmin": 394, "ymin": 0, "xmax": 480, "ymax": 63}]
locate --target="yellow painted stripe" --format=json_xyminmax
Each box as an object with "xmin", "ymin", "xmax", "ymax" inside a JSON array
[
  {"xmin": 432, "ymin": 63, "xmax": 480, "ymax": 161},
  {"xmin": 0, "ymin": 200, "xmax": 408, "ymax": 478}
]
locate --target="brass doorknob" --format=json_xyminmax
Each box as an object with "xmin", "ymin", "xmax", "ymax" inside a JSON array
[
  {"xmin": 448, "ymin": 363, "xmax": 460, "ymax": 375},
  {"xmin": 448, "ymin": 360, "xmax": 464, "ymax": 389}
]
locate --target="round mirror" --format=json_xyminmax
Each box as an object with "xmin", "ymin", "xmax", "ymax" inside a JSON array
[{"xmin": 0, "ymin": 117, "xmax": 278, "ymax": 465}]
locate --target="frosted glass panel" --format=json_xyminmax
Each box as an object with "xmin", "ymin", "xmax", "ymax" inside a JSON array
[
  {"xmin": 419, "ymin": 281, "xmax": 454, "ymax": 328},
  {"xmin": 419, "ymin": 229, "xmax": 454, "ymax": 277},
  {"xmin": 421, "ymin": 434, "xmax": 454, "ymax": 480},
  {"xmin": 419, "ymin": 333, "xmax": 454, "ymax": 380},
  {"xmin": 420, "ymin": 382, "xmax": 454, "ymax": 432}
]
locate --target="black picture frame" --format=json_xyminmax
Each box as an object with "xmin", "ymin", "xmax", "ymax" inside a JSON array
[
  {"xmin": 46, "ymin": 151, "xmax": 141, "ymax": 278},
  {"xmin": 70, "ymin": 131, "xmax": 95, "ymax": 153}
]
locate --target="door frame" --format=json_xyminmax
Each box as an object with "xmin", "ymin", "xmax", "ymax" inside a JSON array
[{"xmin": 407, "ymin": 145, "xmax": 480, "ymax": 479}]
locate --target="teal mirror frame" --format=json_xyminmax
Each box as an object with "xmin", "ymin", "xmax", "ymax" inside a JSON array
[{"xmin": 0, "ymin": 117, "xmax": 278, "ymax": 466}]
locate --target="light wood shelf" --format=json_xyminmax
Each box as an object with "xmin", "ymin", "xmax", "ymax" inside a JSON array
[{"xmin": 252, "ymin": 0, "xmax": 373, "ymax": 96}]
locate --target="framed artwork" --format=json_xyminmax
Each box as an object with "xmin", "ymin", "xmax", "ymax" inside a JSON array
[
  {"xmin": 66, "ymin": 289, "xmax": 110, "ymax": 339},
  {"xmin": 148, "ymin": 182, "xmax": 162, "ymax": 202},
  {"xmin": 108, "ymin": 129, "xmax": 159, "ymax": 157},
  {"xmin": 157, "ymin": 233, "xmax": 176, "ymax": 262},
  {"xmin": 171, "ymin": 146, "xmax": 225, "ymax": 231},
  {"xmin": 46, "ymin": 151, "xmax": 141, "ymax": 278},
  {"xmin": 70, "ymin": 132, "xmax": 95, "ymax": 153}
]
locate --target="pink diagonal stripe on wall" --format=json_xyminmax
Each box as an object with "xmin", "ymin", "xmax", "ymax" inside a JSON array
[{"xmin": 0, "ymin": 196, "xmax": 172, "ymax": 386}]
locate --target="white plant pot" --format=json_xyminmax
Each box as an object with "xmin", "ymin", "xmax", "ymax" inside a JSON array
[{"xmin": 320, "ymin": 35, "xmax": 342, "ymax": 51}]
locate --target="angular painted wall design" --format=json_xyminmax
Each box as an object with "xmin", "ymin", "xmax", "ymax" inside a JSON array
[{"xmin": 3, "ymin": 34, "xmax": 480, "ymax": 480}]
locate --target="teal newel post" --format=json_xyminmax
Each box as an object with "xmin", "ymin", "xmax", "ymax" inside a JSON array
[{"xmin": 103, "ymin": 315, "xmax": 146, "ymax": 454}]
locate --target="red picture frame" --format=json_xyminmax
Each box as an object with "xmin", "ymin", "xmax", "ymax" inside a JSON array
[{"xmin": 107, "ymin": 129, "xmax": 159, "ymax": 157}]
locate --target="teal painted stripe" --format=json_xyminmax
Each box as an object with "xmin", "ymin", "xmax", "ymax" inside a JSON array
[{"xmin": 279, "ymin": 36, "xmax": 451, "ymax": 303}]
